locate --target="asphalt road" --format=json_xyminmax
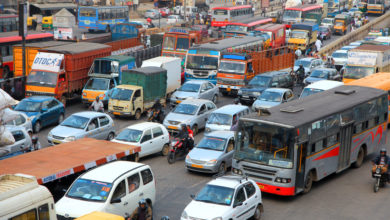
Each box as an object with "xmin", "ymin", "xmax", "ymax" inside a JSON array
[{"xmin": 34, "ymin": 15, "xmax": 390, "ymax": 220}]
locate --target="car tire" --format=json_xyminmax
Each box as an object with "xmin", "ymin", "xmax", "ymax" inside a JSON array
[
  {"xmin": 212, "ymin": 94, "xmax": 218, "ymax": 103},
  {"xmin": 107, "ymin": 132, "xmax": 115, "ymax": 141},
  {"xmin": 161, "ymin": 144, "xmax": 169, "ymax": 156},
  {"xmin": 192, "ymin": 124, "xmax": 198, "ymax": 136},
  {"xmin": 253, "ymin": 204, "xmax": 263, "ymax": 220},
  {"xmin": 217, "ymin": 162, "xmax": 226, "ymax": 175},
  {"xmin": 57, "ymin": 113, "xmax": 64, "ymax": 125},
  {"xmin": 34, "ymin": 121, "xmax": 41, "ymax": 133}
]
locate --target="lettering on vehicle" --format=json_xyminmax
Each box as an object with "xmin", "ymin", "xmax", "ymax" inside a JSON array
[
  {"xmin": 32, "ymin": 52, "xmax": 64, "ymax": 72},
  {"xmin": 56, "ymin": 169, "xmax": 73, "ymax": 179}
]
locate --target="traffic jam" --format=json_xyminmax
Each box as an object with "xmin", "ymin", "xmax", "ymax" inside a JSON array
[{"xmin": 1, "ymin": 0, "xmax": 390, "ymax": 219}]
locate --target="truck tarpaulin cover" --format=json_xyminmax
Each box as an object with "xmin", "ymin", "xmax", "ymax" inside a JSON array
[
  {"xmin": 348, "ymin": 51, "xmax": 378, "ymax": 66},
  {"xmin": 32, "ymin": 52, "xmax": 64, "ymax": 72}
]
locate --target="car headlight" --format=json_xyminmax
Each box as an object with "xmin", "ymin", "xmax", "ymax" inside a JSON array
[
  {"xmin": 64, "ymin": 136, "xmax": 76, "ymax": 142},
  {"xmin": 181, "ymin": 211, "xmax": 188, "ymax": 219},
  {"xmin": 237, "ymin": 90, "xmax": 242, "ymax": 95},
  {"xmin": 232, "ymin": 168, "xmax": 243, "ymax": 175},
  {"xmin": 206, "ymin": 159, "xmax": 217, "ymax": 165},
  {"xmin": 253, "ymin": 92, "xmax": 261, "ymax": 97},
  {"xmin": 212, "ymin": 217, "xmax": 223, "ymax": 220},
  {"xmin": 205, "ymin": 127, "xmax": 211, "ymax": 133},
  {"xmin": 48, "ymin": 132, "xmax": 53, "ymax": 138},
  {"xmin": 82, "ymin": 92, "xmax": 86, "ymax": 97},
  {"xmin": 185, "ymin": 155, "xmax": 191, "ymax": 162}
]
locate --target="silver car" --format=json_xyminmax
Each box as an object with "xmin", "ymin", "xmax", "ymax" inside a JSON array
[
  {"xmin": 252, "ymin": 88, "xmax": 294, "ymax": 111},
  {"xmin": 0, "ymin": 126, "xmax": 32, "ymax": 160},
  {"xmin": 170, "ymin": 80, "xmax": 219, "ymax": 107},
  {"xmin": 145, "ymin": 9, "xmax": 161, "ymax": 19},
  {"xmin": 47, "ymin": 111, "xmax": 115, "ymax": 145},
  {"xmin": 294, "ymin": 58, "xmax": 323, "ymax": 76},
  {"xmin": 4, "ymin": 109, "xmax": 33, "ymax": 134},
  {"xmin": 163, "ymin": 99, "xmax": 216, "ymax": 135},
  {"xmin": 185, "ymin": 131, "xmax": 235, "ymax": 174}
]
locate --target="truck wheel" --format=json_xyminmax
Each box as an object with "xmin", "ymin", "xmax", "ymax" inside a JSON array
[
  {"xmin": 303, "ymin": 171, "xmax": 313, "ymax": 194},
  {"xmin": 60, "ymin": 96, "xmax": 66, "ymax": 107},
  {"xmin": 134, "ymin": 109, "xmax": 141, "ymax": 120}
]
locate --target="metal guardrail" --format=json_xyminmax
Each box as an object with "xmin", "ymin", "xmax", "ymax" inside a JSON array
[{"xmin": 319, "ymin": 12, "xmax": 390, "ymax": 56}]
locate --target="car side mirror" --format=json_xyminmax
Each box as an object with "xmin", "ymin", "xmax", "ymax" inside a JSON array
[
  {"xmin": 111, "ymin": 198, "xmax": 121, "ymax": 204},
  {"xmin": 41, "ymin": 108, "xmax": 48, "ymax": 113},
  {"xmin": 190, "ymin": 194, "xmax": 195, "ymax": 199},
  {"xmin": 234, "ymin": 202, "xmax": 243, "ymax": 208}
]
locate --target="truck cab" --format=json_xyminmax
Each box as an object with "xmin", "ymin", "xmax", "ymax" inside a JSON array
[
  {"xmin": 288, "ymin": 23, "xmax": 318, "ymax": 51},
  {"xmin": 82, "ymin": 55, "xmax": 135, "ymax": 106},
  {"xmin": 108, "ymin": 84, "xmax": 144, "ymax": 119},
  {"xmin": 334, "ymin": 14, "xmax": 350, "ymax": 35}
]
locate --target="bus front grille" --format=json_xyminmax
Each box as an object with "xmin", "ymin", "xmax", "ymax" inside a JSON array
[
  {"xmin": 247, "ymin": 173, "xmax": 273, "ymax": 181},
  {"xmin": 242, "ymin": 165, "xmax": 277, "ymax": 176}
]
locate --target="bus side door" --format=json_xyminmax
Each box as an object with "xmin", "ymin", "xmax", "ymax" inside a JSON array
[{"xmin": 295, "ymin": 142, "xmax": 308, "ymax": 193}]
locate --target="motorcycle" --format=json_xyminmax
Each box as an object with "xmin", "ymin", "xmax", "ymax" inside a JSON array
[
  {"xmin": 167, "ymin": 137, "xmax": 188, "ymax": 164},
  {"xmin": 372, "ymin": 164, "xmax": 388, "ymax": 192}
]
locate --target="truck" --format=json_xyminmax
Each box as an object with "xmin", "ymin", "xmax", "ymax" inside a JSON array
[
  {"xmin": 82, "ymin": 55, "xmax": 136, "ymax": 106},
  {"xmin": 288, "ymin": 22, "xmax": 319, "ymax": 51},
  {"xmin": 217, "ymin": 47, "xmax": 295, "ymax": 95},
  {"xmin": 108, "ymin": 67, "xmax": 168, "ymax": 119},
  {"xmin": 0, "ymin": 174, "xmax": 57, "ymax": 219},
  {"xmin": 25, "ymin": 42, "xmax": 112, "ymax": 106},
  {"xmin": 0, "ymin": 138, "xmax": 141, "ymax": 201},
  {"xmin": 343, "ymin": 44, "xmax": 390, "ymax": 83},
  {"xmin": 334, "ymin": 14, "xmax": 351, "ymax": 35}
]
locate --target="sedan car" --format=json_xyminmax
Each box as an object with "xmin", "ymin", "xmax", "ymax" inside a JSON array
[
  {"xmin": 47, "ymin": 111, "xmax": 115, "ymax": 145},
  {"xmin": 185, "ymin": 131, "xmax": 235, "ymax": 174},
  {"xmin": 4, "ymin": 108, "xmax": 32, "ymax": 134},
  {"xmin": 112, "ymin": 122, "xmax": 170, "ymax": 158},
  {"xmin": 252, "ymin": 88, "xmax": 294, "ymax": 111},
  {"xmin": 14, "ymin": 96, "xmax": 65, "ymax": 133},
  {"xmin": 170, "ymin": 80, "xmax": 219, "ymax": 107},
  {"xmin": 159, "ymin": 7, "xmax": 170, "ymax": 17},
  {"xmin": 293, "ymin": 58, "xmax": 323, "ymax": 76},
  {"xmin": 145, "ymin": 9, "xmax": 161, "ymax": 19},
  {"xmin": 0, "ymin": 126, "xmax": 32, "ymax": 160},
  {"xmin": 163, "ymin": 99, "xmax": 217, "ymax": 135},
  {"xmin": 318, "ymin": 26, "xmax": 332, "ymax": 40},
  {"xmin": 181, "ymin": 175, "xmax": 263, "ymax": 220},
  {"xmin": 304, "ymin": 68, "xmax": 341, "ymax": 85}
]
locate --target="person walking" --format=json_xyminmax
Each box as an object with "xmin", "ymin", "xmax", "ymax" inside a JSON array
[
  {"xmin": 89, "ymin": 96, "xmax": 104, "ymax": 112},
  {"xmin": 315, "ymin": 38, "xmax": 322, "ymax": 53}
]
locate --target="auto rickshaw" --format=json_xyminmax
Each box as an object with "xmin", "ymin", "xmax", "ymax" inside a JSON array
[{"xmin": 42, "ymin": 16, "xmax": 53, "ymax": 30}]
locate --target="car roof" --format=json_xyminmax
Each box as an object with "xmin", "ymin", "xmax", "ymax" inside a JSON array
[
  {"xmin": 71, "ymin": 111, "xmax": 108, "ymax": 118},
  {"xmin": 263, "ymin": 88, "xmax": 291, "ymax": 93},
  {"xmin": 126, "ymin": 122, "xmax": 162, "ymax": 130},
  {"xmin": 180, "ymin": 98, "xmax": 212, "ymax": 105},
  {"xmin": 81, "ymin": 161, "xmax": 147, "ymax": 183},
  {"xmin": 22, "ymin": 96, "xmax": 54, "ymax": 102},
  {"xmin": 297, "ymin": 57, "xmax": 316, "ymax": 62},
  {"xmin": 205, "ymin": 130, "xmax": 235, "ymax": 139},
  {"xmin": 184, "ymin": 80, "xmax": 209, "ymax": 85},
  {"xmin": 212, "ymin": 104, "xmax": 248, "ymax": 114},
  {"xmin": 305, "ymin": 80, "xmax": 344, "ymax": 90},
  {"xmin": 207, "ymin": 175, "xmax": 249, "ymax": 189}
]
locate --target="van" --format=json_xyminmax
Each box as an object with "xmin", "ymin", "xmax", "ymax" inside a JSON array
[
  {"xmin": 0, "ymin": 174, "xmax": 56, "ymax": 220},
  {"xmin": 56, "ymin": 161, "xmax": 156, "ymax": 219},
  {"xmin": 300, "ymin": 80, "xmax": 344, "ymax": 98},
  {"xmin": 205, "ymin": 104, "xmax": 250, "ymax": 133}
]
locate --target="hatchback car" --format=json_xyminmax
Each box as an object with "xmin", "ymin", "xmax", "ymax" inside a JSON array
[
  {"xmin": 0, "ymin": 126, "xmax": 32, "ymax": 160},
  {"xmin": 304, "ymin": 68, "xmax": 341, "ymax": 85},
  {"xmin": 4, "ymin": 108, "xmax": 32, "ymax": 134},
  {"xmin": 14, "ymin": 96, "xmax": 65, "ymax": 133},
  {"xmin": 47, "ymin": 111, "xmax": 115, "ymax": 145},
  {"xmin": 252, "ymin": 88, "xmax": 294, "ymax": 111},
  {"xmin": 181, "ymin": 175, "xmax": 263, "ymax": 220},
  {"xmin": 145, "ymin": 9, "xmax": 161, "ymax": 19},
  {"xmin": 238, "ymin": 71, "xmax": 294, "ymax": 104},
  {"xmin": 318, "ymin": 26, "xmax": 332, "ymax": 40},
  {"xmin": 293, "ymin": 58, "xmax": 323, "ymax": 76},
  {"xmin": 167, "ymin": 15, "xmax": 183, "ymax": 24},
  {"xmin": 163, "ymin": 99, "xmax": 217, "ymax": 135},
  {"xmin": 112, "ymin": 122, "xmax": 170, "ymax": 159},
  {"xmin": 185, "ymin": 131, "xmax": 235, "ymax": 174},
  {"xmin": 170, "ymin": 80, "xmax": 219, "ymax": 107}
]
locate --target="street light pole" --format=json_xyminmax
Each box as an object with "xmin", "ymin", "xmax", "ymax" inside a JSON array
[{"xmin": 19, "ymin": 1, "xmax": 27, "ymax": 78}]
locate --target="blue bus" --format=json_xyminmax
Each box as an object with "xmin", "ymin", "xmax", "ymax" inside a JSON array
[{"xmin": 78, "ymin": 6, "xmax": 129, "ymax": 32}]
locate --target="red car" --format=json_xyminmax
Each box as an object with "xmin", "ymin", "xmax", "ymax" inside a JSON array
[{"xmin": 159, "ymin": 8, "xmax": 171, "ymax": 17}]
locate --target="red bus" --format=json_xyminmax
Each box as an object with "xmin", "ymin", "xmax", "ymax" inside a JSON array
[
  {"xmin": 211, "ymin": 5, "xmax": 254, "ymax": 27},
  {"xmin": 282, "ymin": 4, "xmax": 323, "ymax": 28},
  {"xmin": 255, "ymin": 24, "xmax": 286, "ymax": 48},
  {"xmin": 0, "ymin": 31, "xmax": 53, "ymax": 78},
  {"xmin": 0, "ymin": 14, "xmax": 18, "ymax": 33},
  {"xmin": 224, "ymin": 16, "xmax": 273, "ymax": 37}
]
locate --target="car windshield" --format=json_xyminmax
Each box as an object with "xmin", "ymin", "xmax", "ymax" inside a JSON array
[
  {"xmin": 173, "ymin": 104, "xmax": 198, "ymax": 115},
  {"xmin": 115, "ymin": 129, "xmax": 143, "ymax": 142},
  {"xmin": 295, "ymin": 60, "xmax": 311, "ymax": 68},
  {"xmin": 319, "ymin": 27, "xmax": 328, "ymax": 32},
  {"xmin": 111, "ymin": 88, "xmax": 133, "ymax": 101},
  {"xmin": 84, "ymin": 78, "xmax": 109, "ymax": 90},
  {"xmin": 322, "ymin": 18, "xmax": 332, "ymax": 24},
  {"xmin": 195, "ymin": 184, "xmax": 234, "ymax": 206},
  {"xmin": 258, "ymin": 91, "xmax": 282, "ymax": 102},
  {"xmin": 178, "ymin": 83, "xmax": 200, "ymax": 92},
  {"xmin": 207, "ymin": 113, "xmax": 232, "ymax": 125},
  {"xmin": 300, "ymin": 88, "xmax": 323, "ymax": 98},
  {"xmin": 186, "ymin": 55, "xmax": 219, "ymax": 70},
  {"xmin": 249, "ymin": 76, "xmax": 271, "ymax": 87},
  {"xmin": 27, "ymin": 71, "xmax": 58, "ymax": 87},
  {"xmin": 67, "ymin": 179, "xmax": 112, "ymax": 202},
  {"xmin": 332, "ymin": 52, "xmax": 347, "ymax": 58},
  {"xmin": 344, "ymin": 66, "xmax": 375, "ymax": 79},
  {"xmin": 218, "ymin": 61, "xmax": 246, "ymax": 74},
  {"xmin": 197, "ymin": 136, "xmax": 227, "ymax": 151},
  {"xmin": 291, "ymin": 31, "xmax": 307, "ymax": 39},
  {"xmin": 310, "ymin": 70, "xmax": 329, "ymax": 78},
  {"xmin": 15, "ymin": 100, "xmax": 41, "ymax": 112},
  {"xmin": 61, "ymin": 115, "xmax": 90, "ymax": 129}
]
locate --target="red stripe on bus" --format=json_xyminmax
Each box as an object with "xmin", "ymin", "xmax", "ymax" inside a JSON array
[
  {"xmin": 256, "ymin": 182, "xmax": 295, "ymax": 196},
  {"xmin": 313, "ymin": 146, "xmax": 339, "ymax": 161},
  {"xmin": 212, "ymin": 5, "xmax": 252, "ymax": 10}
]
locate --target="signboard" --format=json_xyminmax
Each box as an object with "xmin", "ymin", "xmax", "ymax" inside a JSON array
[
  {"xmin": 347, "ymin": 51, "xmax": 378, "ymax": 66},
  {"xmin": 54, "ymin": 27, "xmax": 73, "ymax": 40},
  {"xmin": 32, "ymin": 52, "xmax": 64, "ymax": 72}
]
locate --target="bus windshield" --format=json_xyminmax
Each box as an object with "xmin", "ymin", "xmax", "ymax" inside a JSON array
[
  {"xmin": 219, "ymin": 61, "xmax": 246, "ymax": 74},
  {"xmin": 84, "ymin": 78, "xmax": 110, "ymax": 90},
  {"xmin": 344, "ymin": 66, "xmax": 375, "ymax": 79},
  {"xmin": 177, "ymin": 37, "xmax": 189, "ymax": 50},
  {"xmin": 27, "ymin": 71, "xmax": 58, "ymax": 87},
  {"xmin": 283, "ymin": 10, "xmax": 301, "ymax": 20},
  {"xmin": 214, "ymin": 9, "xmax": 228, "ymax": 15},
  {"xmin": 234, "ymin": 121, "xmax": 294, "ymax": 169},
  {"xmin": 186, "ymin": 55, "xmax": 219, "ymax": 70},
  {"xmin": 225, "ymin": 25, "xmax": 247, "ymax": 32}
]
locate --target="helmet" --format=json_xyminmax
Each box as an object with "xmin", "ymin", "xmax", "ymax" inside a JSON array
[
  {"xmin": 234, "ymin": 98, "xmax": 240, "ymax": 104},
  {"xmin": 380, "ymin": 148, "xmax": 387, "ymax": 156},
  {"xmin": 147, "ymin": 18, "xmax": 152, "ymax": 23},
  {"xmin": 299, "ymin": 64, "xmax": 303, "ymax": 67},
  {"xmin": 32, "ymin": 136, "xmax": 38, "ymax": 144},
  {"xmin": 161, "ymin": 217, "xmax": 170, "ymax": 220},
  {"xmin": 139, "ymin": 199, "xmax": 146, "ymax": 206}
]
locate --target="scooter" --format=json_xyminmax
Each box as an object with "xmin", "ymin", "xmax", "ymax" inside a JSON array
[
  {"xmin": 372, "ymin": 164, "xmax": 388, "ymax": 192},
  {"xmin": 167, "ymin": 137, "xmax": 188, "ymax": 164}
]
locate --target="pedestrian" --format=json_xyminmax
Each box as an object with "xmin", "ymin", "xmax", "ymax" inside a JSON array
[
  {"xmin": 81, "ymin": 33, "xmax": 87, "ymax": 40},
  {"xmin": 305, "ymin": 47, "xmax": 312, "ymax": 56},
  {"xmin": 2, "ymin": 79, "xmax": 12, "ymax": 96},
  {"xmin": 295, "ymin": 47, "xmax": 302, "ymax": 59},
  {"xmin": 89, "ymin": 96, "xmax": 104, "ymax": 112},
  {"xmin": 28, "ymin": 136, "xmax": 42, "ymax": 152},
  {"xmin": 262, "ymin": 8, "xmax": 266, "ymax": 16},
  {"xmin": 14, "ymin": 78, "xmax": 23, "ymax": 100},
  {"xmin": 315, "ymin": 38, "xmax": 322, "ymax": 52}
]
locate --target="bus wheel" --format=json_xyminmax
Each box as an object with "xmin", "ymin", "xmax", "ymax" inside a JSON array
[
  {"xmin": 353, "ymin": 147, "xmax": 364, "ymax": 168},
  {"xmin": 303, "ymin": 171, "xmax": 313, "ymax": 194}
]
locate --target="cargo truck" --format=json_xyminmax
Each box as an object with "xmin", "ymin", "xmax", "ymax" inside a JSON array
[
  {"xmin": 334, "ymin": 14, "xmax": 351, "ymax": 35},
  {"xmin": 217, "ymin": 47, "xmax": 295, "ymax": 95},
  {"xmin": 108, "ymin": 67, "xmax": 168, "ymax": 119},
  {"xmin": 343, "ymin": 44, "xmax": 390, "ymax": 83},
  {"xmin": 25, "ymin": 42, "xmax": 112, "ymax": 106},
  {"xmin": 288, "ymin": 23, "xmax": 319, "ymax": 51},
  {"xmin": 82, "ymin": 55, "xmax": 136, "ymax": 106}
]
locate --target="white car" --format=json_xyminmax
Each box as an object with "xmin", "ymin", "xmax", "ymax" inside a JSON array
[
  {"xmin": 167, "ymin": 15, "xmax": 183, "ymax": 24},
  {"xmin": 112, "ymin": 122, "xmax": 170, "ymax": 159},
  {"xmin": 181, "ymin": 175, "xmax": 263, "ymax": 220},
  {"xmin": 4, "ymin": 109, "xmax": 33, "ymax": 134}
]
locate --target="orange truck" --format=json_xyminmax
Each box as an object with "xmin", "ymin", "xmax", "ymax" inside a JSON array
[
  {"xmin": 216, "ymin": 47, "xmax": 295, "ymax": 95},
  {"xmin": 25, "ymin": 42, "xmax": 112, "ymax": 106}
]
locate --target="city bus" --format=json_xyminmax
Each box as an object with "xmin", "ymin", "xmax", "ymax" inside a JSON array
[
  {"xmin": 282, "ymin": 4, "xmax": 323, "ymax": 28},
  {"xmin": 185, "ymin": 36, "xmax": 265, "ymax": 84},
  {"xmin": 0, "ymin": 14, "xmax": 18, "ymax": 32},
  {"xmin": 224, "ymin": 16, "xmax": 273, "ymax": 37},
  {"xmin": 211, "ymin": 5, "xmax": 254, "ymax": 28},
  {"xmin": 367, "ymin": 0, "xmax": 386, "ymax": 14},
  {"xmin": 232, "ymin": 85, "xmax": 388, "ymax": 196},
  {"xmin": 0, "ymin": 31, "xmax": 53, "ymax": 78},
  {"xmin": 347, "ymin": 72, "xmax": 390, "ymax": 123},
  {"xmin": 327, "ymin": 0, "xmax": 348, "ymax": 17},
  {"xmin": 78, "ymin": 6, "xmax": 129, "ymax": 32}
]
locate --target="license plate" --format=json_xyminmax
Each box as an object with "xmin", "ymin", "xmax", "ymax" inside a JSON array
[
  {"xmin": 191, "ymin": 164, "xmax": 204, "ymax": 168},
  {"xmin": 168, "ymin": 125, "xmax": 178, "ymax": 130},
  {"xmin": 113, "ymin": 112, "xmax": 121, "ymax": 115},
  {"xmin": 242, "ymin": 95, "xmax": 249, "ymax": 98},
  {"xmin": 257, "ymin": 184, "xmax": 265, "ymax": 189},
  {"xmin": 176, "ymin": 100, "xmax": 181, "ymax": 104},
  {"xmin": 226, "ymin": 87, "xmax": 231, "ymax": 92},
  {"xmin": 374, "ymin": 174, "xmax": 382, "ymax": 177},
  {"xmin": 53, "ymin": 140, "xmax": 61, "ymax": 144}
]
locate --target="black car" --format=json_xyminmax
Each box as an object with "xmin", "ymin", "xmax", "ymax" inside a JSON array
[{"xmin": 238, "ymin": 71, "xmax": 294, "ymax": 104}]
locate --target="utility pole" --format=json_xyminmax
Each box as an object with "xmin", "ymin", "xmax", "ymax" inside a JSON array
[{"xmin": 19, "ymin": 1, "xmax": 27, "ymax": 78}]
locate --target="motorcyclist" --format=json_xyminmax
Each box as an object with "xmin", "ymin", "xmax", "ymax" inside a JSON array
[
  {"xmin": 128, "ymin": 199, "xmax": 152, "ymax": 220},
  {"xmin": 151, "ymin": 98, "xmax": 163, "ymax": 122},
  {"xmin": 186, "ymin": 125, "xmax": 194, "ymax": 150},
  {"xmin": 178, "ymin": 124, "xmax": 189, "ymax": 151},
  {"xmin": 295, "ymin": 64, "xmax": 305, "ymax": 86},
  {"xmin": 371, "ymin": 148, "xmax": 390, "ymax": 182}
]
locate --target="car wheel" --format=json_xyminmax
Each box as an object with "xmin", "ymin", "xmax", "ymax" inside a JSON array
[
  {"xmin": 253, "ymin": 204, "xmax": 263, "ymax": 220},
  {"xmin": 107, "ymin": 132, "xmax": 115, "ymax": 141},
  {"xmin": 212, "ymin": 94, "xmax": 218, "ymax": 103},
  {"xmin": 217, "ymin": 162, "xmax": 226, "ymax": 175},
  {"xmin": 192, "ymin": 125, "xmax": 198, "ymax": 136},
  {"xmin": 57, "ymin": 113, "xmax": 64, "ymax": 125},
  {"xmin": 161, "ymin": 144, "xmax": 169, "ymax": 156},
  {"xmin": 34, "ymin": 121, "xmax": 41, "ymax": 133}
]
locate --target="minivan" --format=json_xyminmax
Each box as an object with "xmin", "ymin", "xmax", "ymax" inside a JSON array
[
  {"xmin": 205, "ymin": 104, "xmax": 250, "ymax": 133},
  {"xmin": 56, "ymin": 161, "xmax": 156, "ymax": 219}
]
